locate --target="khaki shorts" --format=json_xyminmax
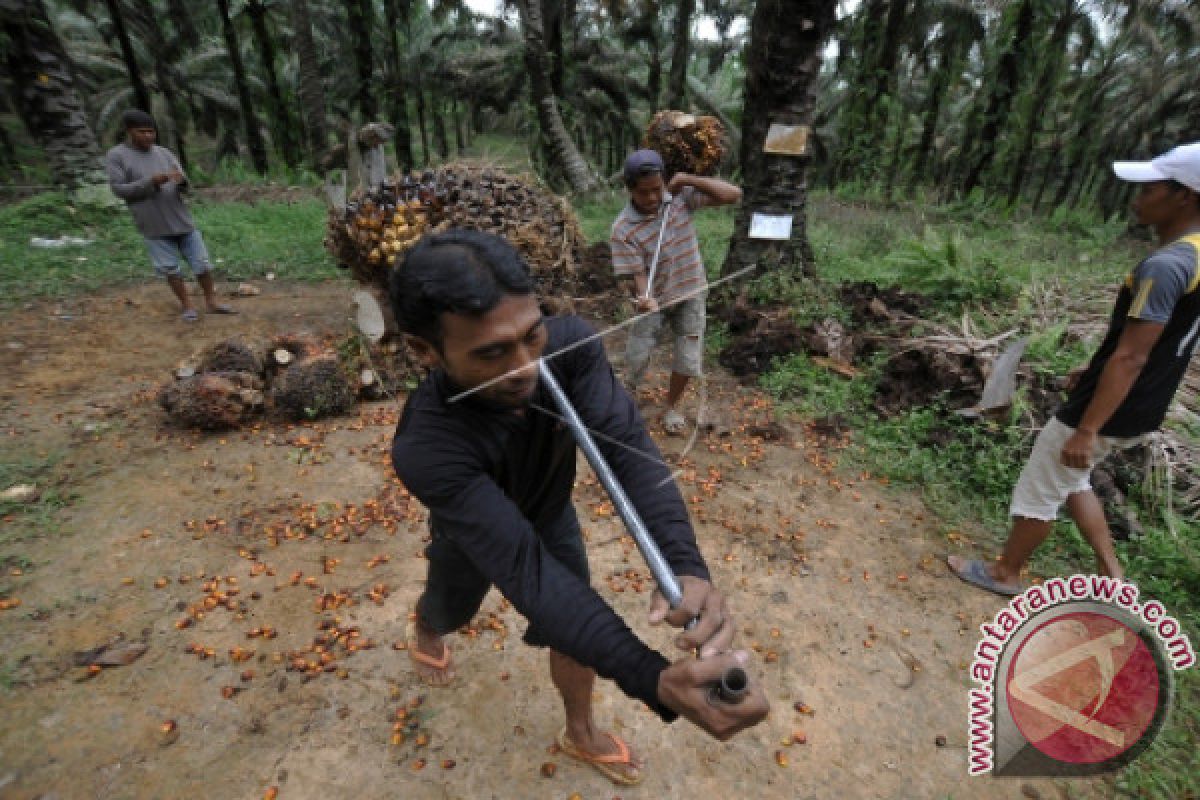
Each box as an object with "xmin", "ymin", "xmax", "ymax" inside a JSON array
[
  {"xmin": 625, "ymin": 294, "xmax": 706, "ymax": 379},
  {"xmin": 1009, "ymin": 417, "xmax": 1145, "ymax": 521}
]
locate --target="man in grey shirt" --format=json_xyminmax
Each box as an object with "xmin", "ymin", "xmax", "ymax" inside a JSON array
[
  {"xmin": 950, "ymin": 141, "xmax": 1200, "ymax": 595},
  {"xmin": 105, "ymin": 110, "xmax": 235, "ymax": 322}
]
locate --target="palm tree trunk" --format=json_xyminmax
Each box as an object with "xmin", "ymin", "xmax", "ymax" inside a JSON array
[
  {"xmin": 216, "ymin": 0, "xmax": 269, "ymax": 174},
  {"xmin": 961, "ymin": 0, "xmax": 1036, "ymax": 193},
  {"xmin": 246, "ymin": 0, "xmax": 301, "ymax": 168},
  {"xmin": 642, "ymin": 1, "xmax": 662, "ymax": 110},
  {"xmin": 721, "ymin": 0, "xmax": 836, "ymax": 279},
  {"xmin": 1005, "ymin": 0, "xmax": 1074, "ymax": 207},
  {"xmin": 452, "ymin": 98, "xmax": 465, "ymax": 154},
  {"xmin": 910, "ymin": 54, "xmax": 950, "ymax": 186},
  {"xmin": 345, "ymin": 0, "xmax": 377, "ymax": 121},
  {"xmin": 383, "ymin": 0, "xmax": 415, "ymax": 170},
  {"xmin": 414, "ymin": 82, "xmax": 430, "ymax": 166},
  {"xmin": 666, "ymin": 0, "xmax": 693, "ymax": 108},
  {"xmin": 101, "ymin": 0, "xmax": 151, "ymax": 112},
  {"xmin": 288, "ymin": 0, "xmax": 330, "ymax": 170},
  {"xmin": 544, "ymin": 0, "xmax": 565, "ymax": 98},
  {"xmin": 515, "ymin": 0, "xmax": 595, "ymax": 192},
  {"xmin": 163, "ymin": 0, "xmax": 198, "ymax": 48},
  {"xmin": 882, "ymin": 102, "xmax": 907, "ymax": 199},
  {"xmin": 831, "ymin": 0, "xmax": 885, "ymax": 183},
  {"xmin": 1031, "ymin": 141, "xmax": 1058, "ymax": 213},
  {"xmin": 1051, "ymin": 55, "xmax": 1116, "ymax": 208},
  {"xmin": 0, "ymin": 0, "xmax": 106, "ymax": 189},
  {"xmin": 432, "ymin": 97, "xmax": 449, "ymax": 160}
]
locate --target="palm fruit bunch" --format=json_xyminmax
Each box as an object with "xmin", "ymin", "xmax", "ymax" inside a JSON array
[
  {"xmin": 325, "ymin": 160, "xmax": 584, "ymax": 300},
  {"xmin": 266, "ymin": 333, "xmax": 355, "ymax": 421},
  {"xmin": 158, "ymin": 371, "xmax": 265, "ymax": 430},
  {"xmin": 269, "ymin": 355, "xmax": 354, "ymax": 421},
  {"xmin": 197, "ymin": 336, "xmax": 267, "ymax": 376},
  {"xmin": 642, "ymin": 110, "xmax": 728, "ymax": 178}
]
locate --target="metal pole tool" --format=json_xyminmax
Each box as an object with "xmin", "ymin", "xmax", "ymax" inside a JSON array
[
  {"xmin": 641, "ymin": 199, "xmax": 673, "ymax": 302},
  {"xmin": 537, "ymin": 360, "xmax": 748, "ymax": 705}
]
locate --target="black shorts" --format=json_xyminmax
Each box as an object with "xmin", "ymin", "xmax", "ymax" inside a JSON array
[{"xmin": 416, "ymin": 503, "xmax": 590, "ymax": 648}]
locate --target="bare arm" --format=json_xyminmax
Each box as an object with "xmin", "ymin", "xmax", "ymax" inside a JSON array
[
  {"xmin": 1060, "ymin": 320, "xmax": 1163, "ymax": 468},
  {"xmin": 667, "ymin": 173, "xmax": 742, "ymax": 207}
]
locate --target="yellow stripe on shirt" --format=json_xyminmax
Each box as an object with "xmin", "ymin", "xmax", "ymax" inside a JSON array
[
  {"xmin": 1129, "ymin": 278, "xmax": 1155, "ymax": 318},
  {"xmin": 1180, "ymin": 233, "xmax": 1200, "ymax": 294}
]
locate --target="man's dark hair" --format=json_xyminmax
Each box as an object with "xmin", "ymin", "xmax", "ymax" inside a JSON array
[
  {"xmin": 389, "ymin": 229, "xmax": 535, "ymax": 348},
  {"xmin": 122, "ymin": 109, "xmax": 156, "ymax": 130}
]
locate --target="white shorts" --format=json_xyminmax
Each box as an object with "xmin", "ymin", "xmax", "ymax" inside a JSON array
[{"xmin": 1009, "ymin": 417, "xmax": 1145, "ymax": 521}]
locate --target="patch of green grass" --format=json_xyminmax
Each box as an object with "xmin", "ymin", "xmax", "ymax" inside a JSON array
[
  {"xmin": 807, "ymin": 189, "xmax": 1136, "ymax": 324},
  {"xmin": 760, "ymin": 352, "xmax": 877, "ymax": 420},
  {"xmin": 188, "ymin": 157, "xmax": 322, "ymax": 188},
  {"xmin": 0, "ymin": 191, "xmax": 342, "ymax": 307},
  {"xmin": 0, "ymin": 450, "xmax": 75, "ymax": 548}
]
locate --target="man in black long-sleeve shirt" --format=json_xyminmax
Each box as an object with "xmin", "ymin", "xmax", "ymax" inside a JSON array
[{"xmin": 390, "ymin": 231, "xmax": 767, "ymax": 785}]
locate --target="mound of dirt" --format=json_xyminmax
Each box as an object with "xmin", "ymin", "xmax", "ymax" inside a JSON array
[
  {"xmin": 717, "ymin": 303, "xmax": 806, "ymax": 380},
  {"xmin": 838, "ymin": 281, "xmax": 926, "ymax": 325},
  {"xmin": 873, "ymin": 348, "xmax": 985, "ymax": 416}
]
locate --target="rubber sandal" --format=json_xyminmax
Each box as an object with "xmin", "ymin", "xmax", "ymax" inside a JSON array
[
  {"xmin": 405, "ymin": 619, "xmax": 454, "ymax": 686},
  {"xmin": 556, "ymin": 726, "xmax": 643, "ymax": 786},
  {"xmin": 180, "ymin": 309, "xmax": 199, "ymax": 323},
  {"xmin": 209, "ymin": 304, "xmax": 238, "ymax": 314},
  {"xmin": 948, "ymin": 557, "xmax": 1023, "ymax": 597}
]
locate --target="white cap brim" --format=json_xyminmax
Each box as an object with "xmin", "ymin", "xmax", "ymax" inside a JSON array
[{"xmin": 1113, "ymin": 161, "xmax": 1168, "ymax": 182}]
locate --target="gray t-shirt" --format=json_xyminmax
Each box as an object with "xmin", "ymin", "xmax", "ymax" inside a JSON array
[
  {"xmin": 1057, "ymin": 232, "xmax": 1200, "ymax": 436},
  {"xmin": 104, "ymin": 143, "xmax": 195, "ymax": 238}
]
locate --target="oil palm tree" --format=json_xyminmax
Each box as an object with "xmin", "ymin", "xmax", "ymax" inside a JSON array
[{"xmin": 722, "ymin": 0, "xmax": 837, "ymax": 279}]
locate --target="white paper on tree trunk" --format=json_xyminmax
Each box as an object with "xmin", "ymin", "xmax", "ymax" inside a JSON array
[{"xmin": 749, "ymin": 213, "xmax": 793, "ymax": 240}]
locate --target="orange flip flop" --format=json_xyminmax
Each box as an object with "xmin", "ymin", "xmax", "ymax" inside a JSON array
[
  {"xmin": 405, "ymin": 620, "xmax": 454, "ymax": 686},
  {"xmin": 556, "ymin": 726, "xmax": 643, "ymax": 786}
]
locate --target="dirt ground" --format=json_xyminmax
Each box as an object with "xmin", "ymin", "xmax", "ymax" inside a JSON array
[{"xmin": 0, "ymin": 280, "xmax": 1108, "ymax": 800}]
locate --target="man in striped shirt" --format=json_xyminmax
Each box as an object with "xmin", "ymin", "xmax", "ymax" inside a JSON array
[{"xmin": 610, "ymin": 149, "xmax": 742, "ymax": 434}]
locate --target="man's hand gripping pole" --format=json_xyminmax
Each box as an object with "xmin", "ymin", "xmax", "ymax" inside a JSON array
[{"xmin": 537, "ymin": 360, "xmax": 749, "ymax": 705}]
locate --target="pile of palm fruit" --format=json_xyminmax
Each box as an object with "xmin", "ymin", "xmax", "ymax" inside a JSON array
[
  {"xmin": 642, "ymin": 110, "xmax": 728, "ymax": 177},
  {"xmin": 325, "ymin": 160, "xmax": 585, "ymax": 299},
  {"xmin": 159, "ymin": 334, "xmax": 362, "ymax": 429}
]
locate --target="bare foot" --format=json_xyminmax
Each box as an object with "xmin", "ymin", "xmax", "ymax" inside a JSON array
[
  {"xmin": 559, "ymin": 724, "xmax": 643, "ymax": 786},
  {"xmin": 407, "ymin": 618, "xmax": 454, "ymax": 687}
]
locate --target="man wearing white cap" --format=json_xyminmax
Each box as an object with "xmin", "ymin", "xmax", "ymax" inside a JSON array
[{"xmin": 949, "ymin": 142, "xmax": 1200, "ymax": 595}]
